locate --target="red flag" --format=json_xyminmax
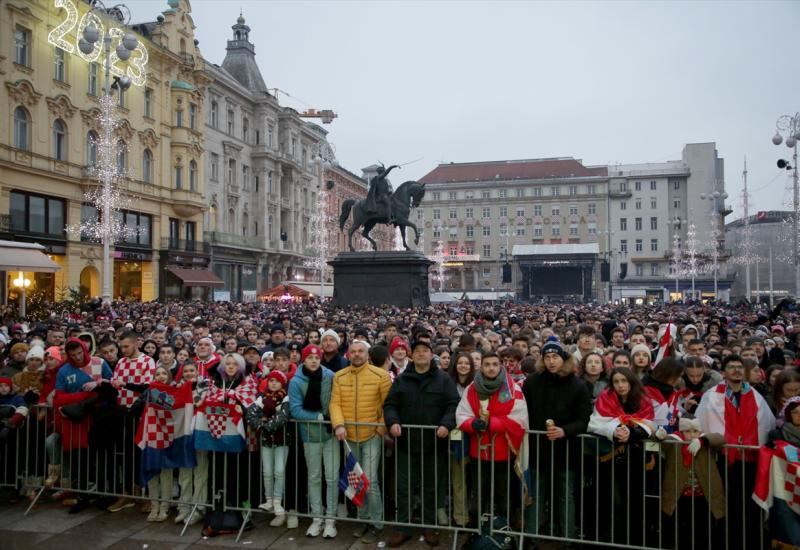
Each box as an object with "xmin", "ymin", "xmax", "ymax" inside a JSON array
[{"xmin": 655, "ymin": 322, "xmax": 673, "ymax": 366}]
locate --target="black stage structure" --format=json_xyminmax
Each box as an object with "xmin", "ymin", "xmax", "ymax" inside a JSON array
[{"xmin": 514, "ymin": 244, "xmax": 599, "ymax": 302}]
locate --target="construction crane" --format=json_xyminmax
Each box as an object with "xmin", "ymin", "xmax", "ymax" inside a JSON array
[{"xmin": 268, "ymin": 88, "xmax": 338, "ymax": 124}]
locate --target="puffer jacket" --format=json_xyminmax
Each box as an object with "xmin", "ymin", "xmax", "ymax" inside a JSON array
[{"xmin": 330, "ymin": 362, "xmax": 391, "ymax": 442}]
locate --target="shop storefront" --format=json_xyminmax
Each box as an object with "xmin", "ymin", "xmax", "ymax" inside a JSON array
[
  {"xmin": 212, "ymin": 261, "xmax": 258, "ymax": 302},
  {"xmin": 113, "ymin": 249, "xmax": 154, "ymax": 301}
]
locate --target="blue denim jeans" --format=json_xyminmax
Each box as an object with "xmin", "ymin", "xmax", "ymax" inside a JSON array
[
  {"xmin": 261, "ymin": 445, "xmax": 289, "ymax": 501},
  {"xmin": 349, "ymin": 436, "xmax": 383, "ymax": 529},
  {"xmin": 525, "ymin": 467, "xmax": 577, "ymax": 539},
  {"xmin": 304, "ymin": 438, "xmax": 341, "ymax": 517}
]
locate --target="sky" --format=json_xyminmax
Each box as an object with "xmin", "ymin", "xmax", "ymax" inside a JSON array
[{"xmin": 130, "ymin": 0, "xmax": 800, "ymax": 220}]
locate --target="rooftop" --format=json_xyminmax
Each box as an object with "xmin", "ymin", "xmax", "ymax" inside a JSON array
[{"xmin": 419, "ymin": 157, "xmax": 607, "ymax": 185}]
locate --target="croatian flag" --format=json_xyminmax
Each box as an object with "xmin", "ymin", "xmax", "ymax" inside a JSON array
[
  {"xmin": 135, "ymin": 382, "xmax": 197, "ymax": 484},
  {"xmin": 194, "ymin": 398, "xmax": 247, "ymax": 453},
  {"xmin": 655, "ymin": 322, "xmax": 674, "ymax": 366},
  {"xmin": 339, "ymin": 443, "xmax": 369, "ymax": 507}
]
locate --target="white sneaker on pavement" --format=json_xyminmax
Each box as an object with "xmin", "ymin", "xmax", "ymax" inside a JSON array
[
  {"xmin": 322, "ymin": 519, "xmax": 337, "ymax": 538},
  {"xmin": 306, "ymin": 518, "xmax": 324, "ymax": 537}
]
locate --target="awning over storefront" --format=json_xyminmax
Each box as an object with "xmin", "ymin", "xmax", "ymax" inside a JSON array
[
  {"xmin": 262, "ymin": 283, "xmax": 311, "ymax": 298},
  {"xmin": 166, "ymin": 267, "xmax": 224, "ymax": 287},
  {"xmin": 0, "ymin": 240, "xmax": 61, "ymax": 273}
]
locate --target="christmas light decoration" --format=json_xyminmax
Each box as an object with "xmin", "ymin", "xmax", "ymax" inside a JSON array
[
  {"xmin": 431, "ymin": 239, "xmax": 446, "ymax": 291},
  {"xmin": 683, "ymin": 216, "xmax": 705, "ymax": 299}
]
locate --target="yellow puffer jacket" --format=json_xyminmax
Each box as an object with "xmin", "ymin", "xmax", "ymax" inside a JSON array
[{"xmin": 330, "ymin": 362, "xmax": 392, "ymax": 442}]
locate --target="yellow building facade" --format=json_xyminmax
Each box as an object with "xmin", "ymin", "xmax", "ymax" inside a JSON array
[{"xmin": 0, "ymin": 0, "xmax": 210, "ymax": 304}]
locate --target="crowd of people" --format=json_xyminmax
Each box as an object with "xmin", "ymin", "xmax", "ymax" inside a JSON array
[{"xmin": 1, "ymin": 298, "xmax": 799, "ymax": 549}]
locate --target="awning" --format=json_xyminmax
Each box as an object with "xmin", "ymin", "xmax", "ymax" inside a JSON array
[
  {"xmin": 0, "ymin": 240, "xmax": 61, "ymax": 273},
  {"xmin": 166, "ymin": 267, "xmax": 224, "ymax": 287}
]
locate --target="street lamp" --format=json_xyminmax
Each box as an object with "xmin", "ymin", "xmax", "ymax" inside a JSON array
[
  {"xmin": 13, "ymin": 272, "xmax": 31, "ymax": 318},
  {"xmin": 78, "ymin": 2, "xmax": 138, "ymax": 305},
  {"xmin": 699, "ymin": 187, "xmax": 728, "ymax": 300},
  {"xmin": 772, "ymin": 112, "xmax": 800, "ymax": 297}
]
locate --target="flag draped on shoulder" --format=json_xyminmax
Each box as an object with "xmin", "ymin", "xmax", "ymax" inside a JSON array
[
  {"xmin": 655, "ymin": 322, "xmax": 674, "ymax": 366},
  {"xmin": 135, "ymin": 381, "xmax": 196, "ymax": 484},
  {"xmin": 339, "ymin": 442, "xmax": 369, "ymax": 507},
  {"xmin": 752, "ymin": 440, "xmax": 800, "ymax": 547},
  {"xmin": 194, "ymin": 399, "xmax": 247, "ymax": 452}
]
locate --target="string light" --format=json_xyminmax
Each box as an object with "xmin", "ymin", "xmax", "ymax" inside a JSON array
[{"xmin": 431, "ymin": 239, "xmax": 446, "ymax": 291}]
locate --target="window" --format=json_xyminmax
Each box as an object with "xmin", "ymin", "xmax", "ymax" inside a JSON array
[
  {"xmin": 481, "ymin": 190, "xmax": 491, "ymax": 199},
  {"xmin": 500, "ymin": 224, "xmax": 508, "ymax": 237},
  {"xmin": 169, "ymin": 218, "xmax": 179, "ymax": 245},
  {"xmin": 185, "ymin": 221, "xmax": 196, "ymax": 243},
  {"xmin": 433, "ymin": 208, "xmax": 441, "ymax": 220},
  {"xmin": 516, "ymin": 188, "xmax": 524, "ymax": 198},
  {"xmin": 79, "ymin": 205, "xmax": 99, "ymax": 242},
  {"xmin": 189, "ymin": 104, "xmax": 197, "ymax": 130},
  {"xmin": 88, "ymin": 63, "xmax": 99, "ymax": 96},
  {"xmin": 449, "ymin": 246, "xmax": 458, "ymax": 256},
  {"xmin": 228, "ymin": 159, "xmax": 236, "ymax": 185},
  {"xmin": 651, "ymin": 197, "xmax": 657, "ymax": 209},
  {"xmin": 465, "ymin": 245, "xmax": 474, "ymax": 255},
  {"xmin": 551, "ymin": 226, "xmax": 560, "ymax": 237},
  {"xmin": 227, "ymin": 109, "xmax": 234, "ymax": 134},
  {"xmin": 9, "ymin": 191, "xmax": 65, "ymax": 236},
  {"xmin": 588, "ymin": 223, "xmax": 597, "ymax": 236},
  {"xmin": 255, "ymin": 176, "xmax": 259, "ymax": 192},
  {"xmin": 86, "ymin": 131, "xmax": 97, "ymax": 166},
  {"xmin": 635, "ymin": 199, "xmax": 641, "ymax": 210},
  {"xmin": 242, "ymin": 117, "xmax": 249, "ymax": 141},
  {"xmin": 650, "ymin": 217, "xmax": 658, "ymax": 230},
  {"xmin": 174, "ymin": 164, "xmax": 183, "ymax": 189},
  {"xmin": 448, "ymin": 191, "xmax": 457, "ymax": 200},
  {"xmin": 211, "ymin": 101, "xmax": 218, "ymax": 127},
  {"xmin": 255, "ymin": 131, "xmax": 260, "ymax": 145},
  {"xmin": 650, "ymin": 180, "xmax": 657, "ymax": 190},
  {"xmin": 551, "ymin": 205, "xmax": 560, "ymax": 216},
  {"xmin": 291, "ymin": 138, "xmax": 297, "ymax": 157},
  {"xmin": 116, "ymin": 140, "xmax": 126, "ymax": 171},
  {"xmin": 14, "ymin": 26, "xmax": 30, "ymax": 66},
  {"xmin": 651, "ymin": 238, "xmax": 658, "ymax": 252},
  {"xmin": 466, "ymin": 225, "xmax": 474, "ymax": 238},
  {"xmin": 449, "ymin": 208, "xmax": 457, "ymax": 220},
  {"xmin": 117, "ymin": 87, "xmax": 126, "ymax": 108},
  {"xmin": 636, "ymin": 264, "xmax": 644, "ymax": 277},
  {"xmin": 483, "ymin": 244, "xmax": 491, "ymax": 258},
  {"xmin": 117, "ymin": 210, "xmax": 152, "ymax": 246},
  {"xmin": 569, "ymin": 205, "xmax": 578, "ymax": 216},
  {"xmin": 569, "ymin": 185, "xmax": 577, "ymax": 196},
  {"xmin": 588, "ymin": 202, "xmax": 596, "ymax": 215},
  {"xmin": 619, "ymin": 181, "xmax": 628, "ymax": 192},
  {"xmin": 52, "ymin": 119, "xmax": 67, "ymax": 161},
  {"xmin": 588, "ymin": 184, "xmax": 596, "ymax": 195},
  {"xmin": 482, "ymin": 207, "xmax": 491, "ymax": 218},
  {"xmin": 142, "ymin": 149, "xmax": 153, "ymax": 183},
  {"xmin": 533, "ymin": 187, "xmax": 542, "ymax": 197},
  {"xmin": 673, "ymin": 198, "xmax": 681, "ymax": 209},
  {"xmin": 516, "ymin": 227, "xmax": 525, "ymax": 236},
  {"xmin": 302, "ymin": 148, "xmax": 307, "ymax": 167},
  {"xmin": 242, "ymin": 165, "xmax": 248, "ymax": 190},
  {"xmin": 482, "ymin": 266, "xmax": 491, "ymax": 277},
  {"xmin": 620, "ymin": 218, "xmax": 627, "ymax": 231},
  {"xmin": 499, "ymin": 206, "xmax": 508, "ymax": 217},
  {"xmin": 465, "ymin": 207, "xmax": 474, "ymax": 219},
  {"xmin": 210, "ymin": 153, "xmax": 219, "ymax": 180},
  {"xmin": 432, "ymin": 192, "xmax": 440, "ymax": 200},
  {"xmin": 268, "ymin": 171, "xmax": 274, "ymax": 193},
  {"xmin": 620, "ymin": 201, "xmax": 627, "ymax": 210},
  {"xmin": 635, "ymin": 181, "xmax": 641, "ymax": 191},
  {"xmin": 433, "ymin": 227, "xmax": 441, "ymax": 238},
  {"xmin": 569, "ymin": 225, "xmax": 578, "ymax": 236},
  {"xmin": 635, "ymin": 217, "xmax": 642, "ymax": 231},
  {"xmin": 144, "ymin": 87, "xmax": 152, "ymax": 117},
  {"xmin": 175, "ymin": 109, "xmax": 183, "ymax": 127},
  {"xmin": 189, "ymin": 160, "xmax": 197, "ymax": 191},
  {"xmin": 551, "ymin": 186, "xmax": 560, "ymax": 196},
  {"xmin": 417, "ymin": 209, "xmax": 423, "ymax": 220},
  {"xmin": 54, "ymin": 47, "xmax": 66, "ymax": 81},
  {"xmin": 13, "ymin": 107, "xmax": 29, "ymax": 150},
  {"xmin": 651, "ymin": 263, "xmax": 659, "ymax": 276},
  {"xmin": 482, "ymin": 225, "xmax": 491, "ymax": 236},
  {"xmin": 499, "ymin": 189, "xmax": 507, "ymax": 199},
  {"xmin": 673, "ymin": 180, "xmax": 680, "ymax": 190},
  {"xmin": 534, "ymin": 205, "xmax": 542, "ymax": 216},
  {"xmin": 449, "ymin": 227, "xmax": 458, "ymax": 239},
  {"xmin": 516, "ymin": 207, "xmax": 525, "ymax": 217},
  {"xmin": 620, "ymin": 239, "xmax": 627, "ymax": 253},
  {"xmin": 534, "ymin": 226, "xmax": 543, "ymax": 238},
  {"xmin": 635, "ymin": 239, "xmax": 643, "ymax": 252},
  {"xmin": 268, "ymin": 126, "xmax": 274, "ymax": 147}
]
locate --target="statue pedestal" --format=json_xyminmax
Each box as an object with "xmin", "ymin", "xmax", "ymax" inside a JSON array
[{"xmin": 329, "ymin": 251, "xmax": 433, "ymax": 307}]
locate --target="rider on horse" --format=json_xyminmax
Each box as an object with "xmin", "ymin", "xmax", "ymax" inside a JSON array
[{"xmin": 366, "ymin": 165, "xmax": 398, "ymax": 224}]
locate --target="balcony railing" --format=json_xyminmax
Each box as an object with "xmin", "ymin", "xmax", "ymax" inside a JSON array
[
  {"xmin": 204, "ymin": 231, "xmax": 263, "ymax": 249},
  {"xmin": 160, "ymin": 238, "xmax": 210, "ymax": 254}
]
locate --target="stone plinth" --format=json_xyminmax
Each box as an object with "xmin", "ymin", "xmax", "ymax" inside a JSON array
[{"xmin": 329, "ymin": 251, "xmax": 433, "ymax": 307}]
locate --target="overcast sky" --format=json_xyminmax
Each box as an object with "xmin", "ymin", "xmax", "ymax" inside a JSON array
[{"xmin": 132, "ymin": 0, "xmax": 800, "ymax": 220}]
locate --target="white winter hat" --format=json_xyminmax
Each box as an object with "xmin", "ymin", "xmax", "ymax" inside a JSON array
[
  {"xmin": 26, "ymin": 345, "xmax": 45, "ymax": 362},
  {"xmin": 320, "ymin": 329, "xmax": 340, "ymax": 345}
]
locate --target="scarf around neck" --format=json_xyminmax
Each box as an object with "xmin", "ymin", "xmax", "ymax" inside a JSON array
[
  {"xmin": 473, "ymin": 371, "xmax": 503, "ymax": 400},
  {"xmin": 302, "ymin": 365, "xmax": 323, "ymax": 412}
]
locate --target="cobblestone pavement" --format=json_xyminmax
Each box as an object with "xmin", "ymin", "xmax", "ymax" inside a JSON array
[{"xmin": 0, "ymin": 499, "xmax": 462, "ymax": 549}]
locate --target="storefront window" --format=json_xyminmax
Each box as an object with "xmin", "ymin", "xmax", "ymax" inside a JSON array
[{"xmin": 114, "ymin": 261, "xmax": 142, "ymax": 300}]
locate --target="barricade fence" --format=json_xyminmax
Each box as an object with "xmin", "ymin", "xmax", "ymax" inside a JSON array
[{"xmin": 1, "ymin": 408, "xmax": 767, "ymax": 549}]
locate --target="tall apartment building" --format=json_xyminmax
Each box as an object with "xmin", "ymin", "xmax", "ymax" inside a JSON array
[{"xmin": 0, "ymin": 0, "xmax": 209, "ymax": 302}]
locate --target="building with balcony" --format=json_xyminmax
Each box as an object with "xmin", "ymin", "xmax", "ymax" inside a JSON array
[
  {"xmin": 0, "ymin": 0, "xmax": 212, "ymax": 303},
  {"xmin": 608, "ymin": 143, "xmax": 731, "ymax": 303},
  {"xmin": 418, "ymin": 157, "xmax": 609, "ymax": 298}
]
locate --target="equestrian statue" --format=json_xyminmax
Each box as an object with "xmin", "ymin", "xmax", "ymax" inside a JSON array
[{"xmin": 338, "ymin": 163, "xmax": 426, "ymax": 252}]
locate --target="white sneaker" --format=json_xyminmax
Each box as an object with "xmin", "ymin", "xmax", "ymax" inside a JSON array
[
  {"xmin": 174, "ymin": 510, "xmax": 188, "ymax": 524},
  {"xmin": 258, "ymin": 498, "xmax": 273, "ymax": 512},
  {"xmin": 287, "ymin": 510, "xmax": 299, "ymax": 529},
  {"xmin": 146, "ymin": 507, "xmax": 160, "ymax": 522},
  {"xmin": 269, "ymin": 512, "xmax": 286, "ymax": 527},
  {"xmin": 322, "ymin": 519, "xmax": 337, "ymax": 539},
  {"xmin": 306, "ymin": 518, "xmax": 324, "ymax": 537}
]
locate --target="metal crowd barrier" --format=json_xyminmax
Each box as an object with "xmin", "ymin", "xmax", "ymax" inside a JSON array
[{"xmin": 2, "ymin": 410, "xmax": 769, "ymax": 549}]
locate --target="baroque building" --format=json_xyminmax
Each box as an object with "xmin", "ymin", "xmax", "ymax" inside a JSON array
[{"xmin": 0, "ymin": 0, "xmax": 210, "ymax": 302}]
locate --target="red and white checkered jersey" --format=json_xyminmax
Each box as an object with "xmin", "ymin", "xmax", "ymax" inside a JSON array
[{"xmin": 113, "ymin": 354, "xmax": 156, "ymax": 408}]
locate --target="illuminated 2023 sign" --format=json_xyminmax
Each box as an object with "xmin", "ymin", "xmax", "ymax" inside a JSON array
[{"xmin": 47, "ymin": 0, "xmax": 148, "ymax": 87}]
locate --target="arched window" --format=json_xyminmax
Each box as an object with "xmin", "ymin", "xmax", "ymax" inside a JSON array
[
  {"xmin": 242, "ymin": 212, "xmax": 249, "ymax": 237},
  {"xmin": 268, "ymin": 215, "xmax": 273, "ymax": 240},
  {"xmin": 13, "ymin": 106, "xmax": 29, "ymax": 150},
  {"xmin": 53, "ymin": 119, "xmax": 67, "ymax": 161},
  {"xmin": 189, "ymin": 160, "xmax": 197, "ymax": 191},
  {"xmin": 208, "ymin": 204, "xmax": 217, "ymax": 231},
  {"xmin": 227, "ymin": 208, "xmax": 235, "ymax": 234},
  {"xmin": 87, "ymin": 131, "xmax": 98, "ymax": 167},
  {"xmin": 175, "ymin": 164, "xmax": 183, "ymax": 189},
  {"xmin": 142, "ymin": 149, "xmax": 153, "ymax": 183},
  {"xmin": 116, "ymin": 140, "xmax": 126, "ymax": 171}
]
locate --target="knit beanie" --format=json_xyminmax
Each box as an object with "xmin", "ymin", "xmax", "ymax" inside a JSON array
[
  {"xmin": 682, "ymin": 324, "xmax": 698, "ymax": 336},
  {"xmin": 267, "ymin": 369, "xmax": 287, "ymax": 386},
  {"xmin": 0, "ymin": 377, "xmax": 12, "ymax": 388},
  {"xmin": 45, "ymin": 346, "xmax": 62, "ymax": 363},
  {"xmin": 320, "ymin": 329, "xmax": 340, "ymax": 345},
  {"xmin": 198, "ymin": 337, "xmax": 216, "ymax": 353},
  {"xmin": 10, "ymin": 342, "xmax": 29, "ymax": 356},
  {"xmin": 745, "ymin": 336, "xmax": 764, "ymax": 346},
  {"xmin": 301, "ymin": 344, "xmax": 322, "ymax": 362},
  {"xmin": 26, "ymin": 345, "xmax": 44, "ymax": 362},
  {"xmin": 630, "ymin": 344, "xmax": 651, "ymax": 357},
  {"xmin": 261, "ymin": 351, "xmax": 274, "ymax": 362},
  {"xmin": 389, "ymin": 336, "xmax": 410, "ymax": 356},
  {"xmin": 541, "ymin": 337, "xmax": 568, "ymax": 360}
]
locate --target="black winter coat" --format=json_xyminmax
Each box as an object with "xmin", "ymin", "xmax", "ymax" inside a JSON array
[
  {"xmin": 522, "ymin": 369, "xmax": 592, "ymax": 470},
  {"xmin": 383, "ymin": 363, "xmax": 460, "ymax": 455}
]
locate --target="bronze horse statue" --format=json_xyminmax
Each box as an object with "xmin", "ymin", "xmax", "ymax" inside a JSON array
[{"xmin": 339, "ymin": 180, "xmax": 426, "ymax": 251}]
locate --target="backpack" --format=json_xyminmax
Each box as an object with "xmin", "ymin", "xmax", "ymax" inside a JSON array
[
  {"xmin": 201, "ymin": 509, "xmax": 252, "ymax": 537},
  {"xmin": 462, "ymin": 515, "xmax": 517, "ymax": 550}
]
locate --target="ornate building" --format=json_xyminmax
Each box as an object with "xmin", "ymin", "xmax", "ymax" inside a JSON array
[{"xmin": 0, "ymin": 0, "xmax": 210, "ymax": 302}]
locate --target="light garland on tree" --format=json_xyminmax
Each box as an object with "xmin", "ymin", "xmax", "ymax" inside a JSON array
[{"xmin": 303, "ymin": 187, "xmax": 333, "ymax": 283}]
